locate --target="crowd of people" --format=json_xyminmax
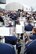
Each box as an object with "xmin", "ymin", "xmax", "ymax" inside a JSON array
[
  {"xmin": 0, "ymin": 9, "xmax": 36, "ymax": 27},
  {"xmin": 0, "ymin": 8, "xmax": 36, "ymax": 54}
]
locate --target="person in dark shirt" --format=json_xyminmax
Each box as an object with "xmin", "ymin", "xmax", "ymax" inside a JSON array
[
  {"xmin": 0, "ymin": 43, "xmax": 16, "ymax": 54},
  {"xmin": 30, "ymin": 27, "xmax": 36, "ymax": 40},
  {"xmin": 24, "ymin": 39, "xmax": 36, "ymax": 54},
  {"xmin": 5, "ymin": 36, "xmax": 18, "ymax": 45},
  {"xmin": 16, "ymin": 39, "xmax": 22, "ymax": 54},
  {"xmin": 25, "ymin": 21, "xmax": 33, "ymax": 31},
  {"xmin": 0, "ymin": 16, "xmax": 4, "ymax": 25},
  {"xmin": 25, "ymin": 27, "xmax": 36, "ymax": 50}
]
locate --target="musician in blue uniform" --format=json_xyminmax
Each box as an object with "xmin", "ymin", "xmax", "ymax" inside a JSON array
[
  {"xmin": 25, "ymin": 17, "xmax": 33, "ymax": 31},
  {"xmin": 25, "ymin": 21, "xmax": 33, "ymax": 31},
  {"xmin": 5, "ymin": 36, "xmax": 18, "ymax": 45},
  {"xmin": 0, "ymin": 43, "xmax": 16, "ymax": 54},
  {"xmin": 24, "ymin": 39, "xmax": 36, "ymax": 54}
]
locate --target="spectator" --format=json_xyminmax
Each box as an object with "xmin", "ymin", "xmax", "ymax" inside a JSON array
[
  {"xmin": 16, "ymin": 39, "xmax": 22, "ymax": 54},
  {"xmin": 0, "ymin": 16, "xmax": 4, "ymax": 26},
  {"xmin": 30, "ymin": 27, "xmax": 36, "ymax": 40}
]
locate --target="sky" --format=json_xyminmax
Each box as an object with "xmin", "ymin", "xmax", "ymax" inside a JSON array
[{"xmin": 0, "ymin": 0, "xmax": 36, "ymax": 10}]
